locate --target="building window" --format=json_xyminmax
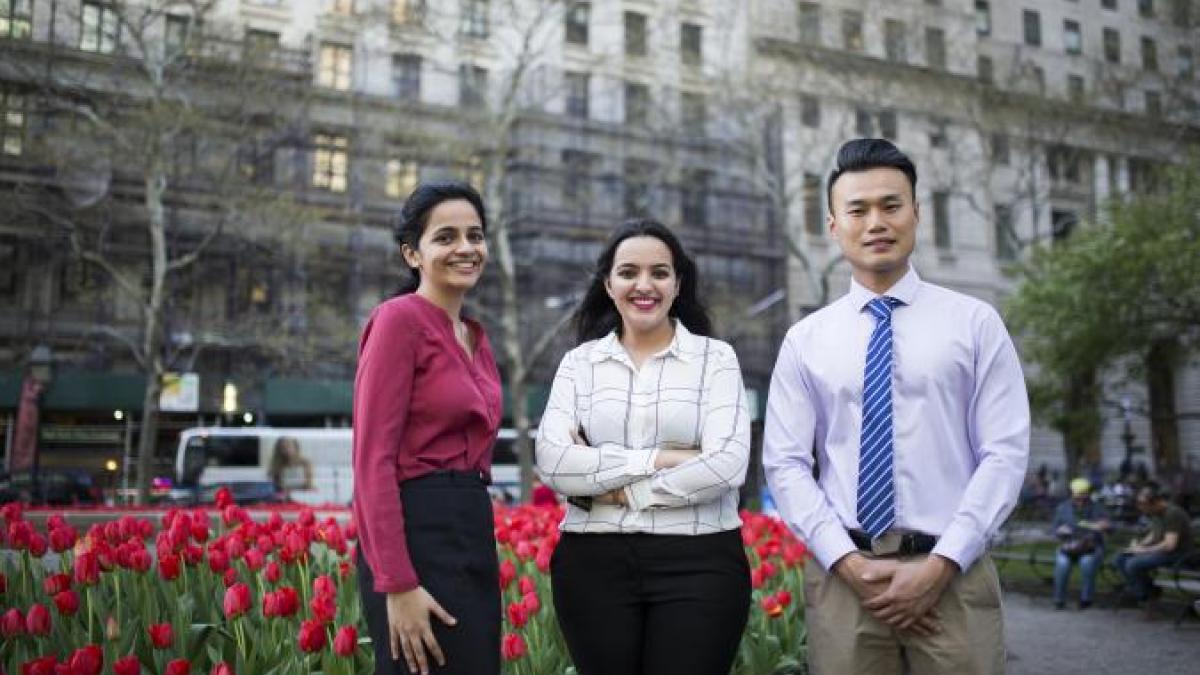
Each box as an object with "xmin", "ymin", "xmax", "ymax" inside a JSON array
[
  {"xmin": 1179, "ymin": 46, "xmax": 1195, "ymax": 79},
  {"xmin": 1172, "ymin": 0, "xmax": 1193, "ymax": 26},
  {"xmin": 977, "ymin": 54, "xmax": 993, "ymax": 83},
  {"xmin": 1102, "ymin": 0, "xmax": 1117, "ymax": 9},
  {"xmin": 317, "ymin": 43, "xmax": 353, "ymax": 90},
  {"xmin": 800, "ymin": 94, "xmax": 820, "ymax": 128},
  {"xmin": 0, "ymin": 0, "xmax": 33, "ymax": 40},
  {"xmin": 1138, "ymin": 0, "xmax": 1154, "ymax": 17},
  {"xmin": 561, "ymin": 149, "xmax": 594, "ymax": 209},
  {"xmin": 81, "ymin": 2, "xmax": 119, "ymax": 54},
  {"xmin": 842, "ymin": 10, "xmax": 863, "ymax": 52},
  {"xmin": 624, "ymin": 81, "xmax": 650, "ymax": 127},
  {"xmin": 1052, "ymin": 209, "xmax": 1078, "ymax": 242},
  {"xmin": 245, "ymin": 28, "xmax": 279, "ymax": 60},
  {"xmin": 803, "ymin": 173, "xmax": 823, "ymax": 235},
  {"xmin": 884, "ymin": 19, "xmax": 907, "ymax": 63},
  {"xmin": 1, "ymin": 87, "xmax": 25, "ymax": 156},
  {"xmin": 460, "ymin": 0, "xmax": 489, "ymax": 39},
  {"xmin": 1141, "ymin": 37, "xmax": 1158, "ymax": 71},
  {"xmin": 1103, "ymin": 28, "xmax": 1121, "ymax": 63},
  {"xmin": 1047, "ymin": 145, "xmax": 1082, "ymax": 184},
  {"xmin": 994, "ymin": 205, "xmax": 1017, "ymax": 261},
  {"xmin": 0, "ymin": 239, "xmax": 17, "ymax": 297},
  {"xmin": 623, "ymin": 159, "xmax": 655, "ymax": 217},
  {"xmin": 798, "ymin": 2, "xmax": 821, "ymax": 45},
  {"xmin": 565, "ymin": 71, "xmax": 589, "ymax": 119},
  {"xmin": 974, "ymin": 1, "xmax": 990, "ymax": 36},
  {"xmin": 681, "ymin": 169, "xmax": 710, "ymax": 227},
  {"xmin": 681, "ymin": 23, "xmax": 702, "ymax": 66},
  {"xmin": 1145, "ymin": 90, "xmax": 1162, "ymax": 117},
  {"xmin": 624, "ymin": 11, "xmax": 647, "ymax": 56},
  {"xmin": 1023, "ymin": 10, "xmax": 1041, "ymax": 47},
  {"xmin": 1068, "ymin": 74, "xmax": 1085, "ymax": 102},
  {"xmin": 925, "ymin": 27, "xmax": 946, "ymax": 69},
  {"xmin": 991, "ymin": 133, "xmax": 1009, "ymax": 165},
  {"xmin": 312, "ymin": 134, "xmax": 349, "ymax": 193},
  {"xmin": 459, "ymin": 64, "xmax": 488, "ymax": 106},
  {"xmin": 1063, "ymin": 20, "xmax": 1081, "ymax": 55},
  {"xmin": 932, "ymin": 191, "xmax": 951, "ymax": 249},
  {"xmin": 392, "ymin": 54, "xmax": 421, "ymax": 99},
  {"xmin": 565, "ymin": 2, "xmax": 589, "ymax": 45},
  {"xmin": 681, "ymin": 92, "xmax": 705, "ymax": 137},
  {"xmin": 929, "ymin": 118, "xmax": 947, "ymax": 148},
  {"xmin": 878, "ymin": 110, "xmax": 897, "ymax": 140},
  {"xmin": 392, "ymin": 0, "xmax": 425, "ymax": 24},
  {"xmin": 385, "ymin": 159, "xmax": 419, "ymax": 199},
  {"xmin": 855, "ymin": 108, "xmax": 872, "ymax": 136}
]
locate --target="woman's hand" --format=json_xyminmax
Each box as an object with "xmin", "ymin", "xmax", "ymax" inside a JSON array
[{"xmin": 385, "ymin": 587, "xmax": 457, "ymax": 675}]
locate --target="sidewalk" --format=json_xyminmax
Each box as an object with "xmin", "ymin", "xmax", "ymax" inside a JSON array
[{"xmin": 1004, "ymin": 591, "xmax": 1199, "ymax": 674}]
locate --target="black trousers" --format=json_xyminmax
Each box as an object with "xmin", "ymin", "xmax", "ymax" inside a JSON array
[
  {"xmin": 358, "ymin": 471, "xmax": 500, "ymax": 675},
  {"xmin": 550, "ymin": 529, "xmax": 751, "ymax": 675}
]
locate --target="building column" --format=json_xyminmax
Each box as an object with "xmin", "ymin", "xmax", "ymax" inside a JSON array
[{"xmin": 1115, "ymin": 156, "xmax": 1131, "ymax": 196}]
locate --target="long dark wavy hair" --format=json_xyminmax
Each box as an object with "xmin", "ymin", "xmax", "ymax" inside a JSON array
[
  {"xmin": 574, "ymin": 219, "xmax": 712, "ymax": 343},
  {"xmin": 392, "ymin": 180, "xmax": 488, "ymax": 295}
]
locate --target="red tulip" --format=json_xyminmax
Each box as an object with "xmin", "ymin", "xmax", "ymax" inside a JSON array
[
  {"xmin": 518, "ymin": 576, "xmax": 536, "ymax": 595},
  {"xmin": 499, "ymin": 559, "xmax": 517, "ymax": 590},
  {"xmin": 49, "ymin": 525, "xmax": 77, "ymax": 553},
  {"xmin": 113, "ymin": 654, "xmax": 141, "ymax": 675},
  {"xmin": 74, "ymin": 551, "xmax": 100, "ymax": 586},
  {"xmin": 521, "ymin": 591, "xmax": 540, "ymax": 614},
  {"xmin": 775, "ymin": 589, "xmax": 793, "ymax": 608},
  {"xmin": 535, "ymin": 547, "xmax": 552, "ymax": 573},
  {"xmin": 506, "ymin": 601, "xmax": 529, "ymax": 628},
  {"xmin": 207, "ymin": 547, "xmax": 229, "ymax": 574},
  {"xmin": 244, "ymin": 548, "xmax": 265, "ymax": 572},
  {"xmin": 28, "ymin": 532, "xmax": 48, "ymax": 557},
  {"xmin": 223, "ymin": 568, "xmax": 238, "ymax": 588},
  {"xmin": 54, "ymin": 589, "xmax": 80, "ymax": 616},
  {"xmin": 159, "ymin": 553, "xmax": 182, "ymax": 581},
  {"xmin": 25, "ymin": 603, "xmax": 51, "ymax": 635},
  {"xmin": 129, "ymin": 547, "xmax": 152, "ymax": 573},
  {"xmin": 310, "ymin": 592, "xmax": 337, "ymax": 624},
  {"xmin": 165, "ymin": 658, "xmax": 191, "ymax": 675},
  {"xmin": 2, "ymin": 607, "xmax": 25, "ymax": 637},
  {"xmin": 68, "ymin": 644, "xmax": 104, "ymax": 675},
  {"xmin": 297, "ymin": 619, "xmax": 326, "ymax": 653},
  {"xmin": 223, "ymin": 583, "xmax": 252, "ymax": 619},
  {"xmin": 225, "ymin": 536, "xmax": 246, "ymax": 560},
  {"xmin": 105, "ymin": 615, "xmax": 121, "ymax": 641},
  {"xmin": 760, "ymin": 594, "xmax": 784, "ymax": 618},
  {"xmin": 501, "ymin": 632, "xmax": 527, "ymax": 661},
  {"xmin": 43, "ymin": 573, "xmax": 71, "ymax": 596},
  {"xmin": 215, "ymin": 486, "xmax": 234, "ymax": 509},
  {"xmin": 148, "ymin": 622, "xmax": 174, "ymax": 648},
  {"xmin": 191, "ymin": 519, "xmax": 210, "ymax": 544},
  {"xmin": 344, "ymin": 519, "xmax": 358, "ymax": 541},
  {"xmin": 19, "ymin": 655, "xmax": 58, "ymax": 675},
  {"xmin": 333, "ymin": 625, "xmax": 358, "ymax": 657},
  {"xmin": 210, "ymin": 662, "xmax": 234, "ymax": 675},
  {"xmin": 313, "ymin": 574, "xmax": 336, "ymax": 599},
  {"xmin": 0, "ymin": 572, "xmax": 7, "ymax": 594},
  {"xmin": 264, "ymin": 561, "xmax": 282, "ymax": 584},
  {"xmin": 182, "ymin": 544, "xmax": 203, "ymax": 566}
]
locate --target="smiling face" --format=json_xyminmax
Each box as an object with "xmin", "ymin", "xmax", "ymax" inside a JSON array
[
  {"xmin": 828, "ymin": 167, "xmax": 918, "ymax": 293},
  {"xmin": 401, "ymin": 199, "xmax": 487, "ymax": 296},
  {"xmin": 604, "ymin": 235, "xmax": 680, "ymax": 338}
]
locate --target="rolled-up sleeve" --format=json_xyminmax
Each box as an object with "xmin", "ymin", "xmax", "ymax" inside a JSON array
[
  {"xmin": 763, "ymin": 332, "xmax": 857, "ymax": 570},
  {"xmin": 932, "ymin": 309, "xmax": 1030, "ymax": 570},
  {"xmin": 624, "ymin": 346, "xmax": 751, "ymax": 510},
  {"xmin": 535, "ymin": 353, "xmax": 658, "ymax": 496},
  {"xmin": 351, "ymin": 306, "xmax": 421, "ymax": 593}
]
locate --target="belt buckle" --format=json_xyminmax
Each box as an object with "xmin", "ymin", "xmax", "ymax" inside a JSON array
[{"xmin": 870, "ymin": 533, "xmax": 902, "ymax": 556}]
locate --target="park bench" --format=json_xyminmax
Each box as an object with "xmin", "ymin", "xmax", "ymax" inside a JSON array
[{"xmin": 1152, "ymin": 551, "xmax": 1200, "ymax": 626}]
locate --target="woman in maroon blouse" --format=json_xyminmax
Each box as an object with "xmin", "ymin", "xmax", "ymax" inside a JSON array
[{"xmin": 353, "ymin": 180, "xmax": 503, "ymax": 675}]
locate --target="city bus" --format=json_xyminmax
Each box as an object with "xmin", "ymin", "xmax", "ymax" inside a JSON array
[{"xmin": 171, "ymin": 426, "xmax": 524, "ymax": 506}]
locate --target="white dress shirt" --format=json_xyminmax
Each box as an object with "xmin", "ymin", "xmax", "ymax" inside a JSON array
[
  {"xmin": 535, "ymin": 321, "xmax": 750, "ymax": 534},
  {"xmin": 763, "ymin": 267, "xmax": 1029, "ymax": 571}
]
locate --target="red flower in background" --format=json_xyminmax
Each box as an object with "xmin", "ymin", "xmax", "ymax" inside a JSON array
[
  {"xmin": 53, "ymin": 590, "xmax": 79, "ymax": 616},
  {"xmin": 310, "ymin": 592, "xmax": 337, "ymax": 624},
  {"xmin": 159, "ymin": 553, "xmax": 182, "ymax": 581},
  {"xmin": 2, "ymin": 607, "xmax": 25, "ymax": 637},
  {"xmin": 42, "ymin": 573, "xmax": 71, "ymax": 596},
  {"xmin": 113, "ymin": 654, "xmax": 141, "ymax": 675},
  {"xmin": 501, "ymin": 633, "xmax": 527, "ymax": 661},
  {"xmin": 25, "ymin": 603, "xmax": 51, "ymax": 635},
  {"xmin": 506, "ymin": 601, "xmax": 529, "ymax": 628},
  {"xmin": 499, "ymin": 559, "xmax": 517, "ymax": 590},
  {"xmin": 297, "ymin": 619, "xmax": 326, "ymax": 653},
  {"xmin": 148, "ymin": 622, "xmax": 174, "ymax": 648},
  {"xmin": 165, "ymin": 658, "xmax": 191, "ymax": 675},
  {"xmin": 333, "ymin": 625, "xmax": 358, "ymax": 657},
  {"xmin": 19, "ymin": 655, "xmax": 57, "ymax": 675},
  {"xmin": 68, "ymin": 644, "xmax": 104, "ymax": 675},
  {"xmin": 210, "ymin": 662, "xmax": 234, "ymax": 675},
  {"xmin": 264, "ymin": 561, "xmax": 282, "ymax": 584},
  {"xmin": 223, "ymin": 583, "xmax": 252, "ymax": 619}
]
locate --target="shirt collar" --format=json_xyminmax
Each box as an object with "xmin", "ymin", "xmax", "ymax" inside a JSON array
[
  {"xmin": 588, "ymin": 320, "xmax": 703, "ymax": 365},
  {"xmin": 847, "ymin": 266, "xmax": 921, "ymax": 312}
]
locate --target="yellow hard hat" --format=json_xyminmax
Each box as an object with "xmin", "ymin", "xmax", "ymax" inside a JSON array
[{"xmin": 1069, "ymin": 478, "xmax": 1091, "ymax": 496}]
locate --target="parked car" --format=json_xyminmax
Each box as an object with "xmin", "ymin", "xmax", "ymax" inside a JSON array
[{"xmin": 0, "ymin": 469, "xmax": 103, "ymax": 506}]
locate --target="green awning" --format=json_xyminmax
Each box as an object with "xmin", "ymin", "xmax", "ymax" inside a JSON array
[
  {"xmin": 44, "ymin": 372, "xmax": 146, "ymax": 411},
  {"xmin": 264, "ymin": 378, "xmax": 353, "ymax": 415},
  {"xmin": 0, "ymin": 371, "xmax": 20, "ymax": 408}
]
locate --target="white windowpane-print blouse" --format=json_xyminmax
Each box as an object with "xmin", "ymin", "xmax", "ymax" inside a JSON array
[{"xmin": 535, "ymin": 321, "xmax": 751, "ymax": 534}]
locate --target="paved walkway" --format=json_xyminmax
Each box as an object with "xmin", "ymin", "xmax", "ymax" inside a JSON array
[{"xmin": 1004, "ymin": 591, "xmax": 1200, "ymax": 674}]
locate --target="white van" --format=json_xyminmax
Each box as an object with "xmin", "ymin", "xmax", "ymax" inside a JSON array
[{"xmin": 172, "ymin": 426, "xmax": 525, "ymax": 506}]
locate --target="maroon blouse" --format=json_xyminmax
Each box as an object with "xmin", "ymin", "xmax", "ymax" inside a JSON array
[{"xmin": 351, "ymin": 293, "xmax": 503, "ymax": 593}]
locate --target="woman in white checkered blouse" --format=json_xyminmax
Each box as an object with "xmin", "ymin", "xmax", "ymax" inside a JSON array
[{"xmin": 535, "ymin": 219, "xmax": 752, "ymax": 675}]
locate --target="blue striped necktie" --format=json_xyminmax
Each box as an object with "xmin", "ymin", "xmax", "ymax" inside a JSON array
[{"xmin": 858, "ymin": 296, "xmax": 902, "ymax": 539}]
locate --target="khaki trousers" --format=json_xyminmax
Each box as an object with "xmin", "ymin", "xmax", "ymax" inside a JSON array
[{"xmin": 803, "ymin": 553, "xmax": 1005, "ymax": 675}]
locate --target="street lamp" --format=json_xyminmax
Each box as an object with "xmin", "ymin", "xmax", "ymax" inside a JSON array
[{"xmin": 26, "ymin": 344, "xmax": 54, "ymax": 502}]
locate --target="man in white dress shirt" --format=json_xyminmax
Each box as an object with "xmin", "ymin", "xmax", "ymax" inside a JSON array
[{"xmin": 763, "ymin": 138, "xmax": 1029, "ymax": 675}]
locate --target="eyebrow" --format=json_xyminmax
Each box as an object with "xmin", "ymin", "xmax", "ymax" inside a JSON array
[
  {"xmin": 615, "ymin": 262, "xmax": 672, "ymax": 269},
  {"xmin": 845, "ymin": 194, "xmax": 905, "ymax": 207}
]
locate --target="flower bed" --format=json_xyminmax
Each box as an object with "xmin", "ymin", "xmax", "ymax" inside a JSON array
[{"xmin": 1, "ymin": 493, "xmax": 808, "ymax": 674}]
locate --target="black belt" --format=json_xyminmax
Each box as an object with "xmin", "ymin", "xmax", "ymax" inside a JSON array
[
  {"xmin": 848, "ymin": 529, "xmax": 938, "ymax": 556},
  {"xmin": 403, "ymin": 470, "xmax": 490, "ymax": 489}
]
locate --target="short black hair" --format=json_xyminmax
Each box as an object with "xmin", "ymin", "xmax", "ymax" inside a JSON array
[
  {"xmin": 391, "ymin": 179, "xmax": 487, "ymax": 295},
  {"xmin": 826, "ymin": 138, "xmax": 918, "ymax": 214}
]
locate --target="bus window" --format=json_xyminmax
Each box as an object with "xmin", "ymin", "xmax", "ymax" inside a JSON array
[
  {"xmin": 491, "ymin": 437, "xmax": 517, "ymax": 465},
  {"xmin": 198, "ymin": 436, "xmax": 259, "ymax": 469}
]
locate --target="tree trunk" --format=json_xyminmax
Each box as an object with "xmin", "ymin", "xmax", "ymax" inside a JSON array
[
  {"xmin": 136, "ymin": 155, "xmax": 169, "ymax": 504},
  {"xmin": 1061, "ymin": 369, "xmax": 1101, "ymax": 479},
  {"xmin": 1146, "ymin": 338, "xmax": 1181, "ymax": 477}
]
